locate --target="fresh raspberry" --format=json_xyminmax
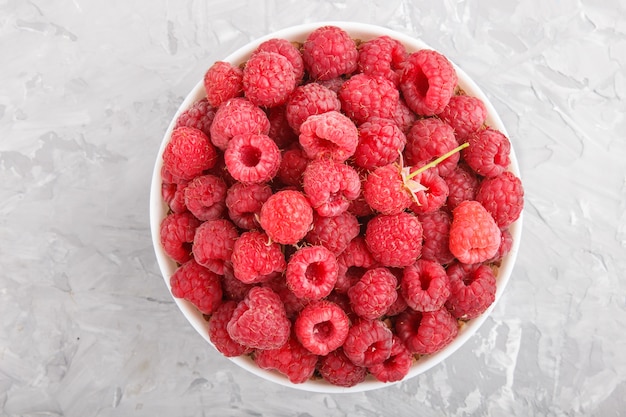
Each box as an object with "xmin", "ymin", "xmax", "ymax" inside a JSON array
[
  {"xmin": 286, "ymin": 83, "xmax": 341, "ymax": 134},
  {"xmin": 225, "ymin": 182, "xmax": 272, "ymax": 230},
  {"xmin": 348, "ymin": 267, "xmax": 398, "ymax": 320},
  {"xmin": 342, "ymin": 319, "xmax": 393, "ymax": 367},
  {"xmin": 203, "ymin": 61, "xmax": 244, "ymax": 108},
  {"xmin": 231, "ymin": 230, "xmax": 286, "ymax": 284},
  {"xmin": 243, "ymin": 51, "xmax": 297, "ymax": 108},
  {"xmin": 363, "ymin": 164, "xmax": 412, "ymax": 215},
  {"xmin": 183, "ymin": 174, "xmax": 227, "ymax": 221},
  {"xmin": 462, "ymin": 127, "xmax": 511, "ymax": 178},
  {"xmin": 488, "ymin": 228, "xmax": 513, "ymax": 264},
  {"xmin": 395, "ymin": 307, "xmax": 458, "ymax": 355},
  {"xmin": 338, "ymin": 74, "xmax": 399, "ymax": 125},
  {"xmin": 294, "ymin": 300, "xmax": 350, "ymax": 355},
  {"xmin": 254, "ymin": 334, "xmax": 318, "ymax": 384},
  {"xmin": 336, "ymin": 236, "xmax": 377, "ymax": 293},
  {"xmin": 365, "ymin": 212, "xmax": 423, "ymax": 268},
  {"xmin": 318, "ymin": 348, "xmax": 367, "ymax": 387},
  {"xmin": 401, "ymin": 259, "xmax": 451, "ymax": 312},
  {"xmin": 445, "ymin": 262, "xmax": 496, "ymax": 320},
  {"xmin": 209, "ymin": 97, "xmax": 270, "ymax": 151},
  {"xmin": 443, "ymin": 162, "xmax": 480, "ymax": 210},
  {"xmin": 276, "ymin": 146, "xmax": 308, "ymax": 187},
  {"xmin": 475, "ymin": 171, "xmax": 524, "ymax": 228},
  {"xmin": 305, "ymin": 212, "xmax": 360, "ymax": 255},
  {"xmin": 368, "ymin": 336, "xmax": 413, "ymax": 383},
  {"xmin": 162, "ymin": 179, "xmax": 188, "ymax": 214},
  {"xmin": 286, "ymin": 245, "xmax": 338, "ymax": 300},
  {"xmin": 418, "ymin": 210, "xmax": 455, "ymax": 265},
  {"xmin": 227, "ymin": 286, "xmax": 291, "ymax": 350},
  {"xmin": 354, "ymin": 118, "xmax": 407, "ymax": 170},
  {"xmin": 302, "ymin": 158, "xmax": 361, "ymax": 217},
  {"xmin": 267, "ymin": 105, "xmax": 298, "ymax": 149},
  {"xmin": 208, "ymin": 300, "xmax": 253, "ymax": 357},
  {"xmin": 298, "ymin": 110, "xmax": 358, "ymax": 162},
  {"xmin": 163, "ymin": 126, "xmax": 218, "ymax": 181},
  {"xmin": 159, "ymin": 212, "xmax": 200, "ymax": 264},
  {"xmin": 405, "ymin": 118, "xmax": 459, "ymax": 177},
  {"xmin": 449, "ymin": 200, "xmax": 502, "ymax": 264},
  {"xmin": 392, "ymin": 98, "xmax": 418, "ymax": 134},
  {"xmin": 302, "ymin": 25, "xmax": 358, "ymax": 81},
  {"xmin": 174, "ymin": 98, "xmax": 217, "ymax": 138},
  {"xmin": 259, "ymin": 190, "xmax": 313, "ymax": 245},
  {"xmin": 408, "ymin": 169, "xmax": 449, "ymax": 214},
  {"xmin": 161, "ymin": 164, "xmax": 186, "ymax": 185},
  {"xmin": 254, "ymin": 38, "xmax": 305, "ymax": 82},
  {"xmin": 399, "ymin": 49, "xmax": 458, "ymax": 116},
  {"xmin": 170, "ymin": 259, "xmax": 223, "ymax": 315},
  {"xmin": 221, "ymin": 264, "xmax": 254, "ymax": 302},
  {"xmin": 224, "ymin": 133, "xmax": 281, "ymax": 184},
  {"xmin": 192, "ymin": 218, "xmax": 239, "ymax": 274},
  {"xmin": 438, "ymin": 95, "xmax": 487, "ymax": 141},
  {"xmin": 358, "ymin": 35, "xmax": 408, "ymax": 86}
]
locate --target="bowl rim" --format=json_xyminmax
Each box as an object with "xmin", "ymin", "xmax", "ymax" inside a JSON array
[{"xmin": 149, "ymin": 21, "xmax": 523, "ymax": 393}]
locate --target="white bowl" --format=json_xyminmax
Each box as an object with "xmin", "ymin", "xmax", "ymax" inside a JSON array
[{"xmin": 149, "ymin": 21, "xmax": 523, "ymax": 393}]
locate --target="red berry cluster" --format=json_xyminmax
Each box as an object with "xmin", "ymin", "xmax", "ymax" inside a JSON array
[{"xmin": 159, "ymin": 25, "xmax": 524, "ymax": 387}]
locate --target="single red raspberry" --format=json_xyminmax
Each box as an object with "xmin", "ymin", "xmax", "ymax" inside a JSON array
[
  {"xmin": 449, "ymin": 200, "xmax": 502, "ymax": 264},
  {"xmin": 348, "ymin": 267, "xmax": 398, "ymax": 320},
  {"xmin": 318, "ymin": 348, "xmax": 367, "ymax": 387},
  {"xmin": 399, "ymin": 49, "xmax": 457, "ymax": 116},
  {"xmin": 243, "ymin": 51, "xmax": 297, "ymax": 108},
  {"xmin": 445, "ymin": 262, "xmax": 496, "ymax": 320},
  {"xmin": 162, "ymin": 179, "xmax": 188, "ymax": 214},
  {"xmin": 160, "ymin": 212, "xmax": 200, "ymax": 264},
  {"xmin": 183, "ymin": 174, "xmax": 227, "ymax": 221},
  {"xmin": 408, "ymin": 169, "xmax": 449, "ymax": 214},
  {"xmin": 254, "ymin": 334, "xmax": 318, "ymax": 384},
  {"xmin": 363, "ymin": 164, "xmax": 412, "ymax": 215},
  {"xmin": 302, "ymin": 25, "xmax": 358, "ymax": 81},
  {"xmin": 305, "ymin": 212, "xmax": 360, "ymax": 255},
  {"xmin": 358, "ymin": 35, "xmax": 408, "ymax": 86},
  {"xmin": 192, "ymin": 218, "xmax": 239, "ymax": 275},
  {"xmin": 254, "ymin": 38, "xmax": 305, "ymax": 82},
  {"xmin": 338, "ymin": 73, "xmax": 399, "ymax": 125},
  {"xmin": 443, "ymin": 162, "xmax": 480, "ymax": 211},
  {"xmin": 438, "ymin": 95, "xmax": 487, "ymax": 141},
  {"xmin": 231, "ymin": 230, "xmax": 286, "ymax": 284},
  {"xmin": 203, "ymin": 61, "xmax": 244, "ymax": 108},
  {"xmin": 209, "ymin": 97, "xmax": 270, "ymax": 151},
  {"xmin": 221, "ymin": 264, "xmax": 254, "ymax": 302},
  {"xmin": 299, "ymin": 110, "xmax": 358, "ymax": 162},
  {"xmin": 488, "ymin": 228, "xmax": 513, "ymax": 264},
  {"xmin": 267, "ymin": 105, "xmax": 298, "ymax": 149},
  {"xmin": 392, "ymin": 98, "xmax": 418, "ymax": 134},
  {"xmin": 336, "ymin": 236, "xmax": 377, "ymax": 293},
  {"xmin": 365, "ymin": 212, "xmax": 423, "ymax": 268},
  {"xmin": 227, "ymin": 286, "xmax": 291, "ymax": 350},
  {"xmin": 475, "ymin": 171, "xmax": 524, "ymax": 228},
  {"xmin": 401, "ymin": 259, "xmax": 451, "ymax": 312},
  {"xmin": 395, "ymin": 307, "xmax": 458, "ymax": 355},
  {"xmin": 302, "ymin": 158, "xmax": 360, "ymax": 217},
  {"xmin": 418, "ymin": 210, "xmax": 455, "ymax": 265},
  {"xmin": 163, "ymin": 126, "xmax": 218, "ymax": 181},
  {"xmin": 208, "ymin": 300, "xmax": 253, "ymax": 357},
  {"xmin": 294, "ymin": 300, "xmax": 349, "ymax": 355},
  {"xmin": 405, "ymin": 118, "xmax": 459, "ymax": 177},
  {"xmin": 225, "ymin": 182, "xmax": 272, "ymax": 230},
  {"xmin": 174, "ymin": 98, "xmax": 217, "ymax": 138},
  {"xmin": 286, "ymin": 83, "xmax": 341, "ymax": 134},
  {"xmin": 286, "ymin": 245, "xmax": 338, "ymax": 300},
  {"xmin": 354, "ymin": 118, "xmax": 407, "ymax": 170},
  {"xmin": 276, "ymin": 146, "xmax": 308, "ymax": 187},
  {"xmin": 343, "ymin": 319, "xmax": 393, "ymax": 367},
  {"xmin": 259, "ymin": 190, "xmax": 313, "ymax": 245},
  {"xmin": 462, "ymin": 127, "xmax": 511, "ymax": 178},
  {"xmin": 224, "ymin": 133, "xmax": 281, "ymax": 184},
  {"xmin": 368, "ymin": 336, "xmax": 413, "ymax": 383},
  {"xmin": 170, "ymin": 259, "xmax": 223, "ymax": 315}
]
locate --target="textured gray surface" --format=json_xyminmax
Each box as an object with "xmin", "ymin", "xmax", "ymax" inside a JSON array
[{"xmin": 1, "ymin": 0, "xmax": 625, "ymax": 415}]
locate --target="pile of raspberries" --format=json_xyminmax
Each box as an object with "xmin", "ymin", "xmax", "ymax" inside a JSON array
[{"xmin": 159, "ymin": 25, "xmax": 524, "ymax": 387}]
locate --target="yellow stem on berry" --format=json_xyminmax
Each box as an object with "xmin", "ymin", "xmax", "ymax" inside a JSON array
[{"xmin": 406, "ymin": 142, "xmax": 469, "ymax": 180}]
